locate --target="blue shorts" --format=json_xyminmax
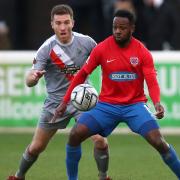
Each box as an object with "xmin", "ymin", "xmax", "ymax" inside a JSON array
[{"xmin": 78, "ymin": 101, "xmax": 159, "ymax": 137}]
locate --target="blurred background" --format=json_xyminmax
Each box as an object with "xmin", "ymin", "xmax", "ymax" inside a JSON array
[{"xmin": 0, "ymin": 0, "xmax": 180, "ymax": 50}]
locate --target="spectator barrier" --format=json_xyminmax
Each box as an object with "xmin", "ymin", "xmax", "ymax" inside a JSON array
[{"xmin": 0, "ymin": 51, "xmax": 180, "ymax": 129}]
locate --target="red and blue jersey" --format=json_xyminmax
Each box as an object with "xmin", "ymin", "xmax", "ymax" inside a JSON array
[{"xmin": 83, "ymin": 36, "xmax": 160, "ymax": 105}]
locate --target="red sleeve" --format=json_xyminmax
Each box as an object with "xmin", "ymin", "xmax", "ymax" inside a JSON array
[
  {"xmin": 63, "ymin": 68, "xmax": 88, "ymax": 103},
  {"xmin": 142, "ymin": 47, "xmax": 156, "ymax": 75},
  {"xmin": 145, "ymin": 74, "xmax": 160, "ymax": 105},
  {"xmin": 63, "ymin": 46, "xmax": 100, "ymax": 103},
  {"xmin": 83, "ymin": 46, "xmax": 100, "ymax": 74},
  {"xmin": 142, "ymin": 47, "xmax": 160, "ymax": 105}
]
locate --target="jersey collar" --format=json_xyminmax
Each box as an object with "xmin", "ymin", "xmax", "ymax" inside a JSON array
[{"xmin": 55, "ymin": 32, "xmax": 74, "ymax": 47}]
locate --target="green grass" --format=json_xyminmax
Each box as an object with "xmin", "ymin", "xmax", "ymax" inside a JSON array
[{"xmin": 1, "ymin": 133, "xmax": 180, "ymax": 180}]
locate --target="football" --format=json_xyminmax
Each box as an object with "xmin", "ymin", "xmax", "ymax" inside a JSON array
[{"xmin": 71, "ymin": 84, "xmax": 98, "ymax": 111}]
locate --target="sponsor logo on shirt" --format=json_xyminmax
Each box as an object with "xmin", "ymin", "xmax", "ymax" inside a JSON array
[
  {"xmin": 60, "ymin": 64, "xmax": 80, "ymax": 74},
  {"xmin": 77, "ymin": 48, "xmax": 82, "ymax": 54},
  {"xmin": 130, "ymin": 57, "xmax": 139, "ymax": 67},
  {"xmin": 106, "ymin": 59, "xmax": 116, "ymax": 63},
  {"xmin": 109, "ymin": 72, "xmax": 137, "ymax": 81}
]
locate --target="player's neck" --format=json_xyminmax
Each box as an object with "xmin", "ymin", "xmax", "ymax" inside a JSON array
[
  {"xmin": 117, "ymin": 37, "xmax": 132, "ymax": 48},
  {"xmin": 56, "ymin": 33, "xmax": 74, "ymax": 46}
]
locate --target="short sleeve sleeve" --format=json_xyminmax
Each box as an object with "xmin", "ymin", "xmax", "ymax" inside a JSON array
[{"xmin": 33, "ymin": 41, "xmax": 50, "ymax": 70}]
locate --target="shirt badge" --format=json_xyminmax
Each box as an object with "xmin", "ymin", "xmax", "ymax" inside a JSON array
[{"xmin": 130, "ymin": 57, "xmax": 139, "ymax": 67}]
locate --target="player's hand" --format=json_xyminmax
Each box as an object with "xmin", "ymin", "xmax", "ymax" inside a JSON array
[
  {"xmin": 50, "ymin": 101, "xmax": 67, "ymax": 123},
  {"xmin": 32, "ymin": 70, "xmax": 46, "ymax": 81},
  {"xmin": 154, "ymin": 102, "xmax": 165, "ymax": 119}
]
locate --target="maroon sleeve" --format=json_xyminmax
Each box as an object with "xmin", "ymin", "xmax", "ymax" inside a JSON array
[{"xmin": 63, "ymin": 68, "xmax": 88, "ymax": 103}]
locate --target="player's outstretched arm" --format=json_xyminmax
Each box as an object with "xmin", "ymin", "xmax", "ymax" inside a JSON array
[
  {"xmin": 26, "ymin": 69, "xmax": 46, "ymax": 87},
  {"xmin": 145, "ymin": 74, "xmax": 165, "ymax": 119}
]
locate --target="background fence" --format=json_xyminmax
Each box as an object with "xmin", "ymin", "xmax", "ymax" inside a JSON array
[{"xmin": 0, "ymin": 51, "xmax": 180, "ymax": 130}]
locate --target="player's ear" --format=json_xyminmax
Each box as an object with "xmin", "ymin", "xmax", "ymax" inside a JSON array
[
  {"xmin": 72, "ymin": 19, "xmax": 75, "ymax": 28},
  {"xmin": 51, "ymin": 20, "xmax": 54, "ymax": 29}
]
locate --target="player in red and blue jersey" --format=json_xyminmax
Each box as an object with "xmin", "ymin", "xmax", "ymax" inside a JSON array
[{"xmin": 52, "ymin": 9, "xmax": 180, "ymax": 179}]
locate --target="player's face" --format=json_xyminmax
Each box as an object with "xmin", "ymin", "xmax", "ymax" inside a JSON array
[
  {"xmin": 113, "ymin": 17, "xmax": 134, "ymax": 47},
  {"xmin": 51, "ymin": 14, "xmax": 74, "ymax": 44}
]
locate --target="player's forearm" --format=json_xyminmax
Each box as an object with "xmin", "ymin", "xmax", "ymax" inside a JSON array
[
  {"xmin": 148, "ymin": 83, "xmax": 160, "ymax": 105},
  {"xmin": 25, "ymin": 71, "xmax": 39, "ymax": 87},
  {"xmin": 26, "ymin": 77, "xmax": 38, "ymax": 87},
  {"xmin": 63, "ymin": 68, "xmax": 88, "ymax": 103},
  {"xmin": 145, "ymin": 74, "xmax": 160, "ymax": 105}
]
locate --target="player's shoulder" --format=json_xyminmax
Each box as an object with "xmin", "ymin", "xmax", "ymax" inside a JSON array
[
  {"xmin": 37, "ymin": 35, "xmax": 56, "ymax": 52},
  {"xmin": 132, "ymin": 37, "xmax": 148, "ymax": 50},
  {"xmin": 94, "ymin": 36, "xmax": 112, "ymax": 50},
  {"xmin": 132, "ymin": 37, "xmax": 152, "ymax": 59},
  {"xmin": 35, "ymin": 35, "xmax": 56, "ymax": 57},
  {"xmin": 41, "ymin": 35, "xmax": 56, "ymax": 47},
  {"xmin": 73, "ymin": 32, "xmax": 96, "ymax": 44}
]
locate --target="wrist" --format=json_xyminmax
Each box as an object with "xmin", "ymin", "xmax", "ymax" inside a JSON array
[
  {"xmin": 154, "ymin": 102, "xmax": 160, "ymax": 107},
  {"xmin": 62, "ymin": 98, "xmax": 68, "ymax": 104}
]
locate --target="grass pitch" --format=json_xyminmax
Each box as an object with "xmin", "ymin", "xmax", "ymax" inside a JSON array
[{"xmin": 1, "ymin": 132, "xmax": 179, "ymax": 180}]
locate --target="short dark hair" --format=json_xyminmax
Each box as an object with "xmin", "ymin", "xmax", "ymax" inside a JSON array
[
  {"xmin": 51, "ymin": 4, "xmax": 74, "ymax": 21},
  {"xmin": 113, "ymin": 9, "xmax": 135, "ymax": 24}
]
